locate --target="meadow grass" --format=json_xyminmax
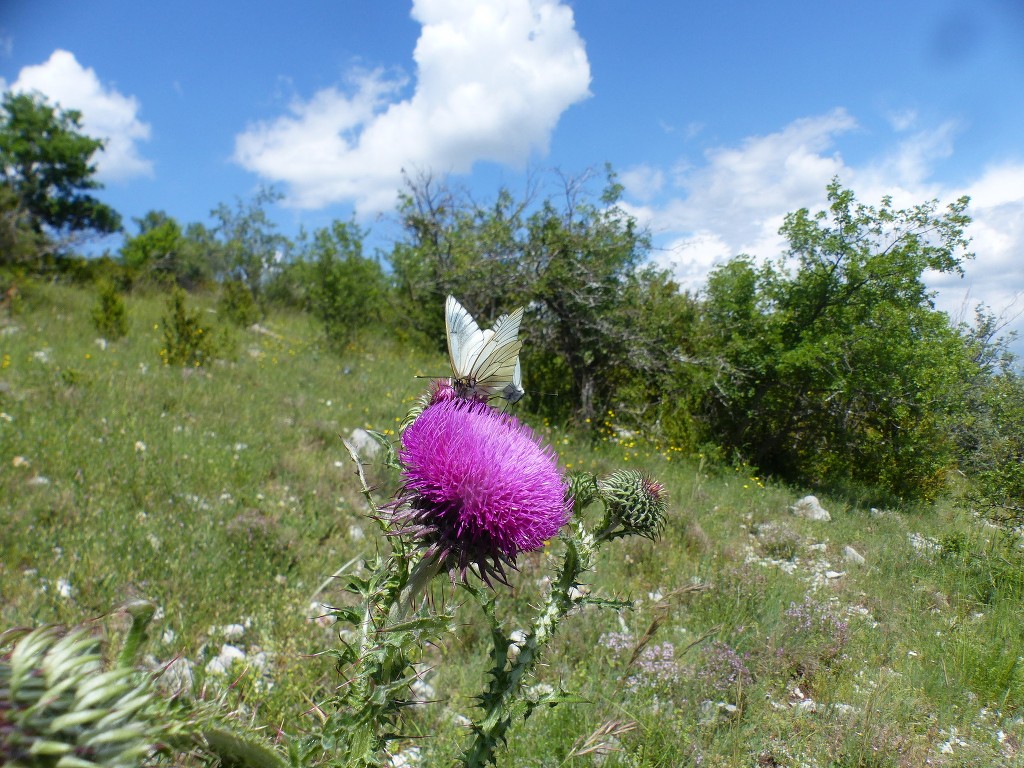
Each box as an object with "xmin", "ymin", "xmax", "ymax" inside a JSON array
[{"xmin": 1, "ymin": 282, "xmax": 1022, "ymax": 766}]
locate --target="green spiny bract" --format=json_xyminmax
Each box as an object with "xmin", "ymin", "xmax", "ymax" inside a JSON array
[
  {"xmin": 564, "ymin": 471, "xmax": 599, "ymax": 510},
  {"xmin": 0, "ymin": 626, "xmax": 162, "ymax": 768},
  {"xmin": 596, "ymin": 469, "xmax": 667, "ymax": 541}
]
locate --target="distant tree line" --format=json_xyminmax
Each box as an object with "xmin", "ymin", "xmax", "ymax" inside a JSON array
[{"xmin": 2, "ymin": 89, "xmax": 1022, "ymax": 514}]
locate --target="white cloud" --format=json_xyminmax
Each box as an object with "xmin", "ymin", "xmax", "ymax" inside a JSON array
[
  {"xmin": 886, "ymin": 107, "xmax": 918, "ymax": 132},
  {"xmin": 619, "ymin": 164, "xmax": 664, "ymax": 202},
  {"xmin": 931, "ymin": 162, "xmax": 1024, "ymax": 329},
  {"xmin": 640, "ymin": 108, "xmax": 857, "ymax": 287},
  {"xmin": 234, "ymin": 0, "xmax": 591, "ymax": 212},
  {"xmin": 4, "ymin": 49, "xmax": 153, "ymax": 181},
  {"xmin": 633, "ymin": 109, "xmax": 1024, "ymax": 348}
]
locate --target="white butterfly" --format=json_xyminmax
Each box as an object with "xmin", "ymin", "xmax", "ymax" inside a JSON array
[{"xmin": 445, "ymin": 295, "xmax": 525, "ymax": 403}]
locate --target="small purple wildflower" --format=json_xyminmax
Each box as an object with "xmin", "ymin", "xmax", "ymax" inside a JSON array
[
  {"xmin": 699, "ymin": 641, "xmax": 753, "ymax": 693},
  {"xmin": 393, "ymin": 398, "xmax": 571, "ymax": 585},
  {"xmin": 599, "ymin": 632, "xmax": 680, "ymax": 691},
  {"xmin": 781, "ymin": 595, "xmax": 849, "ymax": 668}
]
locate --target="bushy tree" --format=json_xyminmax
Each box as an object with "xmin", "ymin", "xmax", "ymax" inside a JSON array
[
  {"xmin": 520, "ymin": 170, "xmax": 659, "ymax": 422},
  {"xmin": 390, "ymin": 172, "xmax": 528, "ymax": 344},
  {"xmin": 964, "ymin": 369, "xmax": 1024, "ymax": 528},
  {"xmin": 699, "ymin": 180, "xmax": 977, "ymax": 499},
  {"xmin": 0, "ymin": 91, "xmax": 120, "ymax": 258},
  {"xmin": 389, "ymin": 168, "xmax": 689, "ymax": 425},
  {"xmin": 954, "ymin": 309, "xmax": 1024, "ymax": 528},
  {"xmin": 119, "ymin": 212, "xmax": 219, "ymax": 289},
  {"xmin": 210, "ymin": 187, "xmax": 288, "ymax": 303},
  {"xmin": 302, "ymin": 219, "xmax": 386, "ymax": 347}
]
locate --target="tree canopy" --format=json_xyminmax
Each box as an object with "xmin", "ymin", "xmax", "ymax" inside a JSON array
[
  {"xmin": 0, "ymin": 91, "xmax": 120, "ymax": 247},
  {"xmin": 698, "ymin": 180, "xmax": 977, "ymax": 499}
]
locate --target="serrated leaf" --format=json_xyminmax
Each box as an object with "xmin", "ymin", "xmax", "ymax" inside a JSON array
[{"xmin": 364, "ymin": 429, "xmax": 400, "ymax": 469}]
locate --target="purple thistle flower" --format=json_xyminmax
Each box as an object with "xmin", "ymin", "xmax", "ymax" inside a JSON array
[{"xmin": 393, "ymin": 398, "xmax": 571, "ymax": 585}]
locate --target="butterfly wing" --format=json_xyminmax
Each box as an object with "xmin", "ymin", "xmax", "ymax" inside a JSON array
[
  {"xmin": 501, "ymin": 358, "xmax": 525, "ymax": 403},
  {"xmin": 445, "ymin": 295, "xmax": 486, "ymax": 379},
  {"xmin": 469, "ymin": 306, "xmax": 524, "ymax": 392}
]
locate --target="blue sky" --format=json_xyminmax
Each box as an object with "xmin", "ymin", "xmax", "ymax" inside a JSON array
[{"xmin": 3, "ymin": 0, "xmax": 1023, "ymax": 341}]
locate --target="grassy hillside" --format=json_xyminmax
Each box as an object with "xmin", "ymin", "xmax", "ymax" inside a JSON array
[{"xmin": 1, "ymin": 283, "xmax": 1022, "ymax": 766}]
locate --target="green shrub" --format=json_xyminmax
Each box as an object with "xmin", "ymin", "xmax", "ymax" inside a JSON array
[
  {"xmin": 303, "ymin": 220, "xmax": 386, "ymax": 348},
  {"xmin": 218, "ymin": 278, "xmax": 260, "ymax": 327},
  {"xmin": 91, "ymin": 280, "xmax": 129, "ymax": 340},
  {"xmin": 159, "ymin": 287, "xmax": 215, "ymax": 366}
]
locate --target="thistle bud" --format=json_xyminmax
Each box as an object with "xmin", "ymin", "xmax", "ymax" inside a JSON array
[
  {"xmin": 400, "ymin": 380, "xmax": 459, "ymax": 434},
  {"xmin": 597, "ymin": 470, "xmax": 667, "ymax": 540},
  {"xmin": 564, "ymin": 471, "xmax": 599, "ymax": 509}
]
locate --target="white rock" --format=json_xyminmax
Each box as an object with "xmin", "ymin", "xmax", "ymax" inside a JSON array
[
  {"xmin": 56, "ymin": 578, "xmax": 74, "ymax": 598},
  {"xmin": 390, "ymin": 747, "xmax": 421, "ymax": 768},
  {"xmin": 825, "ymin": 570, "xmax": 846, "ymax": 579},
  {"xmin": 205, "ymin": 644, "xmax": 246, "ymax": 675},
  {"xmin": 908, "ymin": 532, "xmax": 939, "ymax": 553},
  {"xmin": 791, "ymin": 495, "xmax": 831, "ymax": 521},
  {"xmin": 347, "ymin": 428, "xmax": 381, "ymax": 459},
  {"xmin": 844, "ymin": 546, "xmax": 866, "ymax": 565},
  {"xmin": 221, "ymin": 623, "xmax": 246, "ymax": 641},
  {"xmin": 411, "ymin": 678, "xmax": 435, "ymax": 701},
  {"xmin": 249, "ymin": 651, "xmax": 269, "ymax": 672},
  {"xmin": 158, "ymin": 656, "xmax": 194, "ymax": 694}
]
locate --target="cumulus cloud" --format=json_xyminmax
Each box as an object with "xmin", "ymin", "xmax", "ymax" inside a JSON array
[
  {"xmin": 3, "ymin": 49, "xmax": 153, "ymax": 181},
  {"xmin": 638, "ymin": 108, "xmax": 857, "ymax": 285},
  {"xmin": 630, "ymin": 109, "xmax": 1024, "ymax": 346},
  {"xmin": 932, "ymin": 162, "xmax": 1024, "ymax": 328},
  {"xmin": 234, "ymin": 0, "xmax": 591, "ymax": 212},
  {"xmin": 619, "ymin": 164, "xmax": 665, "ymax": 202}
]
